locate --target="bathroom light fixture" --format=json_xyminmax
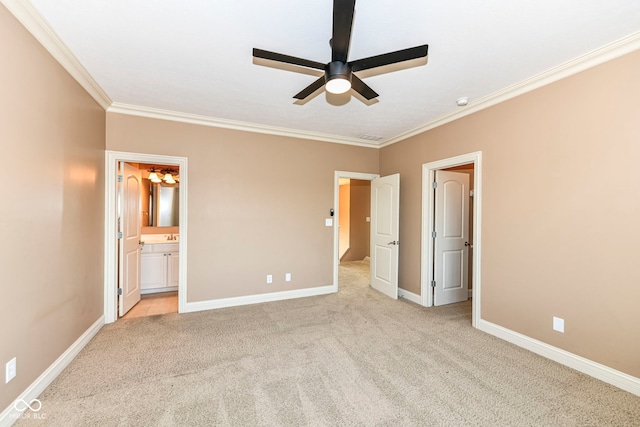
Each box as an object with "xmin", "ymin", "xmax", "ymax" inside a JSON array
[
  {"xmin": 163, "ymin": 172, "xmax": 176, "ymax": 184},
  {"xmin": 148, "ymin": 170, "xmax": 162, "ymax": 183}
]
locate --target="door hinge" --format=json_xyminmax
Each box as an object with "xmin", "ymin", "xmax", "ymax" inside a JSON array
[
  {"xmin": 117, "ymin": 174, "xmax": 123, "ymax": 183},
  {"xmin": 117, "ymin": 232, "xmax": 123, "ymax": 239},
  {"xmin": 470, "ymin": 189, "xmax": 475, "ymax": 197},
  {"xmin": 431, "ymin": 280, "xmax": 436, "ymax": 288},
  {"xmin": 117, "ymin": 288, "xmax": 123, "ymax": 296},
  {"xmin": 432, "ymin": 231, "xmax": 437, "ymax": 238},
  {"xmin": 432, "ymin": 181, "xmax": 438, "ymax": 189}
]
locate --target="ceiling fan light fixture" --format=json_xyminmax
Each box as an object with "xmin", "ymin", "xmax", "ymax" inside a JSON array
[
  {"xmin": 325, "ymin": 61, "xmax": 352, "ymax": 94},
  {"xmin": 326, "ymin": 77, "xmax": 351, "ymax": 94}
]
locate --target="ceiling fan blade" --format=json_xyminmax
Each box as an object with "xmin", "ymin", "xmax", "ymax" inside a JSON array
[
  {"xmin": 331, "ymin": 0, "xmax": 356, "ymax": 62},
  {"xmin": 253, "ymin": 48, "xmax": 325, "ymax": 70},
  {"xmin": 351, "ymin": 74, "xmax": 378, "ymax": 100},
  {"xmin": 349, "ymin": 44, "xmax": 428, "ymax": 72},
  {"xmin": 293, "ymin": 75, "xmax": 326, "ymax": 100}
]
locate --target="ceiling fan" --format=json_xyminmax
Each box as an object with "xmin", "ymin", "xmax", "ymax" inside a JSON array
[{"xmin": 253, "ymin": 0, "xmax": 428, "ymax": 103}]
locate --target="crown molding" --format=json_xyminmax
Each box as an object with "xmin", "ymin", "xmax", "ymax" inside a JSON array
[
  {"xmin": 381, "ymin": 31, "xmax": 640, "ymax": 148},
  {"xmin": 2, "ymin": 0, "xmax": 112, "ymax": 109},
  {"xmin": 6, "ymin": 0, "xmax": 638, "ymax": 148},
  {"xmin": 107, "ymin": 103, "xmax": 380, "ymax": 148}
]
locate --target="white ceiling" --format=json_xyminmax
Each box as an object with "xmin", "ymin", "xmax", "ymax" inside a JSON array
[{"xmin": 14, "ymin": 0, "xmax": 640, "ymax": 146}]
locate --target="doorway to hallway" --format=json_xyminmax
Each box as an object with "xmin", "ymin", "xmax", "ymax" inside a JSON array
[{"xmin": 333, "ymin": 171, "xmax": 378, "ymax": 293}]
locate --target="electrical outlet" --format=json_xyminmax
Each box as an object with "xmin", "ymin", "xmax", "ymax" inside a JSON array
[
  {"xmin": 6, "ymin": 357, "xmax": 16, "ymax": 383},
  {"xmin": 285, "ymin": 273, "xmax": 291, "ymax": 282},
  {"xmin": 553, "ymin": 316, "xmax": 565, "ymax": 333},
  {"xmin": 266, "ymin": 275, "xmax": 272, "ymax": 284}
]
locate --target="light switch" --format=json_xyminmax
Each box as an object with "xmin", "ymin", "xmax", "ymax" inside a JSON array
[{"xmin": 325, "ymin": 218, "xmax": 333, "ymax": 226}]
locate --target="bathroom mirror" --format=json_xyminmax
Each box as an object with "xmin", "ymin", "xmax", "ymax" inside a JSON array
[{"xmin": 143, "ymin": 179, "xmax": 179, "ymax": 227}]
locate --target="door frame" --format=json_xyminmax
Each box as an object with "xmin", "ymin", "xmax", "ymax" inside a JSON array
[
  {"xmin": 421, "ymin": 152, "xmax": 482, "ymax": 327},
  {"xmin": 332, "ymin": 171, "xmax": 379, "ymax": 291},
  {"xmin": 104, "ymin": 150, "xmax": 188, "ymax": 323}
]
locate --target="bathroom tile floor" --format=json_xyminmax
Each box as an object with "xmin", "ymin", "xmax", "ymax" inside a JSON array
[{"xmin": 122, "ymin": 291, "xmax": 178, "ymax": 319}]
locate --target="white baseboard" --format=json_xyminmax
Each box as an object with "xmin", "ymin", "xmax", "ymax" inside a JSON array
[
  {"xmin": 0, "ymin": 316, "xmax": 104, "ymax": 426},
  {"xmin": 398, "ymin": 288, "xmax": 421, "ymax": 305},
  {"xmin": 183, "ymin": 285, "xmax": 336, "ymax": 313},
  {"xmin": 478, "ymin": 319, "xmax": 640, "ymax": 397},
  {"xmin": 141, "ymin": 286, "xmax": 178, "ymax": 295}
]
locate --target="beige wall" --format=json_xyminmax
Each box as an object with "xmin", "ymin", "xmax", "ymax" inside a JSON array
[
  {"xmin": 0, "ymin": 4, "xmax": 105, "ymax": 411},
  {"xmin": 106, "ymin": 113, "xmax": 379, "ymax": 301},
  {"xmin": 380, "ymin": 50, "xmax": 640, "ymax": 377},
  {"xmin": 338, "ymin": 183, "xmax": 351, "ymax": 259},
  {"xmin": 341, "ymin": 180, "xmax": 371, "ymax": 261}
]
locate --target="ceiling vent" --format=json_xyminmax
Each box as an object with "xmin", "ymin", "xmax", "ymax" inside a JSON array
[{"xmin": 358, "ymin": 134, "xmax": 384, "ymax": 141}]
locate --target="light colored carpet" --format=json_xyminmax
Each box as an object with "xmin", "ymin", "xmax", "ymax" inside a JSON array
[{"xmin": 15, "ymin": 259, "xmax": 640, "ymax": 426}]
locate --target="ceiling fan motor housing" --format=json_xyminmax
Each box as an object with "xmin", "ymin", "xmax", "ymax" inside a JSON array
[{"xmin": 325, "ymin": 61, "xmax": 352, "ymax": 83}]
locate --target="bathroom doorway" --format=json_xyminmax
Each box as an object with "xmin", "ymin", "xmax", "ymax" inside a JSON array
[
  {"xmin": 104, "ymin": 151, "xmax": 188, "ymax": 324},
  {"xmin": 122, "ymin": 162, "xmax": 181, "ymax": 318}
]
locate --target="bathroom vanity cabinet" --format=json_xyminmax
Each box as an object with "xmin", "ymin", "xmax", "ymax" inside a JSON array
[{"xmin": 140, "ymin": 242, "xmax": 179, "ymax": 293}]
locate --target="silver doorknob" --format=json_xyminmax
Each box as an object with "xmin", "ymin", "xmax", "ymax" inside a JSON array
[{"xmin": 388, "ymin": 240, "xmax": 399, "ymax": 245}]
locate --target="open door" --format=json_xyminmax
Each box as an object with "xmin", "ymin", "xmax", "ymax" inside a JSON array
[
  {"xmin": 370, "ymin": 174, "xmax": 400, "ymax": 299},
  {"xmin": 118, "ymin": 162, "xmax": 142, "ymax": 316},
  {"xmin": 433, "ymin": 170, "xmax": 469, "ymax": 306}
]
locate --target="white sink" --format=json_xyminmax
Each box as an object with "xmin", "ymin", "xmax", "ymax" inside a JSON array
[{"xmin": 141, "ymin": 234, "xmax": 179, "ymax": 243}]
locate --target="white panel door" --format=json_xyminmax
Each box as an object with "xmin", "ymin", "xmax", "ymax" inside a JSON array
[
  {"xmin": 370, "ymin": 174, "xmax": 400, "ymax": 299},
  {"xmin": 434, "ymin": 170, "xmax": 469, "ymax": 306},
  {"xmin": 118, "ymin": 162, "xmax": 142, "ymax": 316}
]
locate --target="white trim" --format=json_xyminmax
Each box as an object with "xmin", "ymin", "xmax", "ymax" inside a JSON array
[
  {"xmin": 398, "ymin": 288, "xmax": 421, "ymax": 305},
  {"xmin": 381, "ymin": 31, "xmax": 640, "ymax": 147},
  {"xmin": 333, "ymin": 171, "xmax": 380, "ymax": 291},
  {"xmin": 0, "ymin": 316, "xmax": 104, "ymax": 426},
  {"xmin": 104, "ymin": 151, "xmax": 188, "ymax": 324},
  {"xmin": 140, "ymin": 286, "xmax": 178, "ymax": 295},
  {"xmin": 0, "ymin": 0, "xmax": 112, "ymax": 110},
  {"xmin": 183, "ymin": 285, "xmax": 335, "ymax": 313},
  {"xmin": 421, "ymin": 152, "xmax": 482, "ymax": 328},
  {"xmin": 108, "ymin": 103, "xmax": 380, "ymax": 148},
  {"xmin": 478, "ymin": 319, "xmax": 640, "ymax": 397}
]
